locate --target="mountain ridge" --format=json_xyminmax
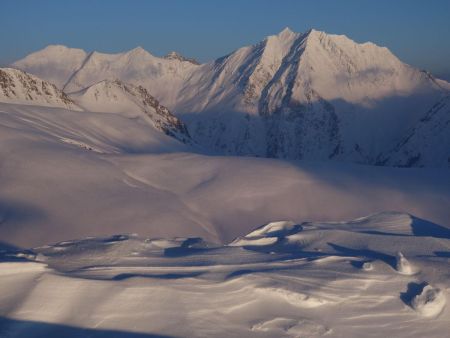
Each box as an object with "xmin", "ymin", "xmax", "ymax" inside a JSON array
[
  {"xmin": 69, "ymin": 78, "xmax": 192, "ymax": 144},
  {"xmin": 0, "ymin": 67, "xmax": 192, "ymax": 146},
  {"xmin": 0, "ymin": 67, "xmax": 80, "ymax": 110},
  {"xmin": 10, "ymin": 28, "xmax": 450, "ymax": 167}
]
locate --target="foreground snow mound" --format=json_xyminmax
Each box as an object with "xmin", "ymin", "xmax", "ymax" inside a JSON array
[
  {"xmin": 245, "ymin": 221, "xmax": 300, "ymax": 238},
  {"xmin": 229, "ymin": 220, "xmax": 300, "ymax": 246},
  {"xmin": 411, "ymin": 285, "xmax": 446, "ymax": 318},
  {"xmin": 396, "ymin": 252, "xmax": 418, "ymax": 275},
  {"xmin": 0, "ymin": 211, "xmax": 449, "ymax": 337},
  {"xmin": 231, "ymin": 212, "xmax": 450, "ymax": 259}
]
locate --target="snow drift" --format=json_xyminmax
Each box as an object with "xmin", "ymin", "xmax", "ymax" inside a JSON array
[{"xmin": 0, "ymin": 212, "xmax": 449, "ymax": 337}]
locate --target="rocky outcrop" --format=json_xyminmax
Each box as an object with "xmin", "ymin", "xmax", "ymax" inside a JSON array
[{"xmin": 0, "ymin": 68, "xmax": 79, "ymax": 110}]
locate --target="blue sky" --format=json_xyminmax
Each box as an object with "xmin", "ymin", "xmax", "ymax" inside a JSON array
[{"xmin": 1, "ymin": 0, "xmax": 450, "ymax": 79}]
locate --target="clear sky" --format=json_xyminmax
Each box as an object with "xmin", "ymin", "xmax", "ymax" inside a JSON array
[{"xmin": 1, "ymin": 0, "xmax": 450, "ymax": 80}]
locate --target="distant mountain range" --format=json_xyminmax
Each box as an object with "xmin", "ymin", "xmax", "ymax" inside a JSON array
[
  {"xmin": 7, "ymin": 28, "xmax": 450, "ymax": 167},
  {"xmin": 0, "ymin": 68, "xmax": 191, "ymax": 145}
]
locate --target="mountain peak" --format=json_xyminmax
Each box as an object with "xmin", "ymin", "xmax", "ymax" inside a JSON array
[
  {"xmin": 130, "ymin": 46, "xmax": 146, "ymax": 52},
  {"xmin": 279, "ymin": 26, "xmax": 293, "ymax": 34},
  {"xmin": 164, "ymin": 51, "xmax": 199, "ymax": 65},
  {"xmin": 42, "ymin": 44, "xmax": 71, "ymax": 51},
  {"xmin": 303, "ymin": 28, "xmax": 328, "ymax": 40},
  {"xmin": 12, "ymin": 45, "xmax": 89, "ymax": 89},
  {"xmin": 125, "ymin": 46, "xmax": 151, "ymax": 57},
  {"xmin": 274, "ymin": 27, "xmax": 326, "ymax": 42},
  {"xmin": 37, "ymin": 44, "xmax": 88, "ymax": 55},
  {"xmin": 277, "ymin": 27, "xmax": 296, "ymax": 40},
  {"xmin": 16, "ymin": 44, "xmax": 88, "ymax": 60}
]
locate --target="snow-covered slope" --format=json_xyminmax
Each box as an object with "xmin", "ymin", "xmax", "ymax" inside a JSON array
[
  {"xmin": 13, "ymin": 45, "xmax": 88, "ymax": 89},
  {"xmin": 0, "ymin": 68, "xmax": 80, "ymax": 110},
  {"xmin": 13, "ymin": 45, "xmax": 201, "ymax": 108},
  {"xmin": 1, "ymin": 212, "xmax": 449, "ymax": 337},
  {"xmin": 11, "ymin": 28, "xmax": 450, "ymax": 166},
  {"xmin": 2, "ymin": 28, "xmax": 449, "ymax": 338},
  {"xmin": 69, "ymin": 79, "xmax": 191, "ymax": 144},
  {"xmin": 381, "ymin": 95, "xmax": 450, "ymax": 167},
  {"xmin": 0, "ymin": 68, "xmax": 192, "ymax": 146},
  {"xmin": 66, "ymin": 47, "xmax": 200, "ymax": 108},
  {"xmin": 1, "ymin": 102, "xmax": 449, "ymax": 247},
  {"xmin": 174, "ymin": 28, "xmax": 448, "ymax": 163}
]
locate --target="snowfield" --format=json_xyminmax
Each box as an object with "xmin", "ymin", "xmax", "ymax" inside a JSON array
[
  {"xmin": 0, "ymin": 212, "xmax": 449, "ymax": 337},
  {"xmin": 0, "ymin": 100, "xmax": 449, "ymax": 337},
  {"xmin": 1, "ymin": 102, "xmax": 449, "ymax": 247}
]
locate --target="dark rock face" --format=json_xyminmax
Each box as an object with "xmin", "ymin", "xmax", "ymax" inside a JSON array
[
  {"xmin": 164, "ymin": 51, "xmax": 200, "ymax": 65},
  {"xmin": 118, "ymin": 80, "xmax": 192, "ymax": 144},
  {"xmin": 0, "ymin": 69, "xmax": 16, "ymax": 97}
]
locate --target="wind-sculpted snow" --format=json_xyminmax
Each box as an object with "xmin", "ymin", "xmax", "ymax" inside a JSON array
[
  {"xmin": 411, "ymin": 285, "xmax": 446, "ymax": 318},
  {"xmin": 0, "ymin": 212, "xmax": 449, "ymax": 337}
]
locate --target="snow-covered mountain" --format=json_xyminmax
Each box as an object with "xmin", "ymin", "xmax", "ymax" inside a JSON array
[
  {"xmin": 0, "ymin": 67, "xmax": 191, "ymax": 145},
  {"xmin": 12, "ymin": 28, "xmax": 450, "ymax": 166},
  {"xmin": 14, "ymin": 46, "xmax": 201, "ymax": 109},
  {"xmin": 172, "ymin": 28, "xmax": 448, "ymax": 163},
  {"xmin": 164, "ymin": 51, "xmax": 200, "ymax": 65},
  {"xmin": 12, "ymin": 45, "xmax": 88, "ymax": 89},
  {"xmin": 69, "ymin": 79, "xmax": 191, "ymax": 144},
  {"xmin": 0, "ymin": 68, "xmax": 80, "ymax": 110}
]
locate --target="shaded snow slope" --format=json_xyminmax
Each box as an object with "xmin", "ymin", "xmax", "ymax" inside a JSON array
[
  {"xmin": 0, "ymin": 212, "xmax": 449, "ymax": 337},
  {"xmin": 0, "ymin": 68, "xmax": 80, "ymax": 110},
  {"xmin": 0, "ymin": 102, "xmax": 449, "ymax": 247},
  {"xmin": 381, "ymin": 95, "xmax": 450, "ymax": 167}
]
